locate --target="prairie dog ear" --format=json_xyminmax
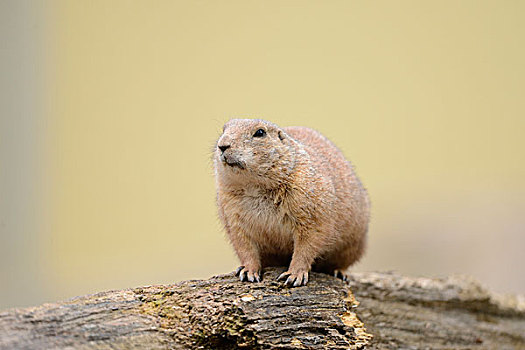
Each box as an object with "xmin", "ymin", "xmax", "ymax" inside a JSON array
[{"xmin": 278, "ymin": 130, "xmax": 286, "ymax": 142}]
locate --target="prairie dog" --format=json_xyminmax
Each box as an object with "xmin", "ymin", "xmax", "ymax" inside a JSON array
[{"xmin": 214, "ymin": 119, "xmax": 369, "ymax": 286}]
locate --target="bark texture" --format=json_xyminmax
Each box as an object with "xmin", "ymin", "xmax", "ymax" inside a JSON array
[{"xmin": 0, "ymin": 267, "xmax": 524, "ymax": 349}]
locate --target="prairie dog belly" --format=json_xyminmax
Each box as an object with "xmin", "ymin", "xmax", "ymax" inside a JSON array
[{"xmin": 233, "ymin": 191, "xmax": 294, "ymax": 258}]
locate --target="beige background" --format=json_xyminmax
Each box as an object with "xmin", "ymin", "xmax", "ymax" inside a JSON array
[{"xmin": 1, "ymin": 0, "xmax": 524, "ymax": 309}]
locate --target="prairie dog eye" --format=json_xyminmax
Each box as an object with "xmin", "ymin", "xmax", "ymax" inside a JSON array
[{"xmin": 253, "ymin": 129, "xmax": 266, "ymax": 138}]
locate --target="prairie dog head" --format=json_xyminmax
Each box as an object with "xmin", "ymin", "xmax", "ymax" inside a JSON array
[{"xmin": 214, "ymin": 119, "xmax": 295, "ymax": 185}]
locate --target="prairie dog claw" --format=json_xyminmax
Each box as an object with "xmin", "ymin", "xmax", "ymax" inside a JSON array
[
  {"xmin": 334, "ymin": 269, "xmax": 350, "ymax": 282},
  {"xmin": 277, "ymin": 270, "xmax": 309, "ymax": 287},
  {"xmin": 235, "ymin": 266, "xmax": 262, "ymax": 283}
]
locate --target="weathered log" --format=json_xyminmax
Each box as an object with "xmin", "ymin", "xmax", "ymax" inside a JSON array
[
  {"xmin": 348, "ymin": 272, "xmax": 525, "ymax": 349},
  {"xmin": 0, "ymin": 267, "xmax": 524, "ymax": 349}
]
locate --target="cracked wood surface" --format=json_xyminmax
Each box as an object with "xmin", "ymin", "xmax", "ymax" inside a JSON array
[{"xmin": 0, "ymin": 267, "xmax": 524, "ymax": 349}]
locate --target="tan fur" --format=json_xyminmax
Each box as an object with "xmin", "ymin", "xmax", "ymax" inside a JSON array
[{"xmin": 214, "ymin": 119, "xmax": 370, "ymax": 286}]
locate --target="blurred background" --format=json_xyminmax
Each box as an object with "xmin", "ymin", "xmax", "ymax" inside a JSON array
[{"xmin": 1, "ymin": 0, "xmax": 524, "ymax": 309}]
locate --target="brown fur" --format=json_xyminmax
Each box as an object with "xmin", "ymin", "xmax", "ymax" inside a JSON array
[{"xmin": 213, "ymin": 119, "xmax": 370, "ymax": 286}]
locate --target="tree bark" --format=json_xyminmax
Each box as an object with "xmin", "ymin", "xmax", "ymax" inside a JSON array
[{"xmin": 0, "ymin": 267, "xmax": 524, "ymax": 349}]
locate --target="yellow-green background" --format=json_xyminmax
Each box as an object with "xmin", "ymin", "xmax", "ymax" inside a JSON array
[{"xmin": 1, "ymin": 0, "xmax": 524, "ymax": 309}]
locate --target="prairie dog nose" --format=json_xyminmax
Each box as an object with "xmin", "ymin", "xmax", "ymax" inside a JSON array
[{"xmin": 218, "ymin": 144, "xmax": 230, "ymax": 153}]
